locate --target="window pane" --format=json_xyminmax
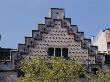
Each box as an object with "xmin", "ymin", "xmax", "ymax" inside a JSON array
[
  {"xmin": 0, "ymin": 51, "xmax": 10, "ymax": 60},
  {"xmin": 62, "ymin": 48, "xmax": 68, "ymax": 58},
  {"xmin": 55, "ymin": 48, "xmax": 61, "ymax": 57},
  {"xmin": 48, "ymin": 48, "xmax": 54, "ymax": 56},
  {"xmin": 105, "ymin": 55, "xmax": 110, "ymax": 64},
  {"xmin": 107, "ymin": 42, "xmax": 110, "ymax": 49}
]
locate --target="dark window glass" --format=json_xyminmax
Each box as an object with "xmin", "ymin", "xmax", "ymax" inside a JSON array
[
  {"xmin": 105, "ymin": 55, "xmax": 110, "ymax": 64},
  {"xmin": 0, "ymin": 51, "xmax": 10, "ymax": 60},
  {"xmin": 107, "ymin": 42, "xmax": 110, "ymax": 49},
  {"xmin": 55, "ymin": 48, "xmax": 61, "ymax": 57},
  {"xmin": 48, "ymin": 48, "xmax": 54, "ymax": 56},
  {"xmin": 62, "ymin": 48, "xmax": 68, "ymax": 58}
]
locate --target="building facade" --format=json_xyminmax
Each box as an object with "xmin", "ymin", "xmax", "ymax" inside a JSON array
[
  {"xmin": 93, "ymin": 28, "xmax": 110, "ymax": 54},
  {"xmin": 0, "ymin": 47, "xmax": 17, "ymax": 82},
  {"xmin": 15, "ymin": 8, "xmax": 98, "ymax": 64},
  {"xmin": 0, "ymin": 8, "xmax": 100, "ymax": 82},
  {"xmin": 92, "ymin": 28, "xmax": 110, "ymax": 72}
]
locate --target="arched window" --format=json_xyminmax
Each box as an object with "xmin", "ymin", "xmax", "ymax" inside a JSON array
[
  {"xmin": 62, "ymin": 48, "xmax": 68, "ymax": 58},
  {"xmin": 48, "ymin": 48, "xmax": 54, "ymax": 56},
  {"xmin": 55, "ymin": 48, "xmax": 61, "ymax": 57}
]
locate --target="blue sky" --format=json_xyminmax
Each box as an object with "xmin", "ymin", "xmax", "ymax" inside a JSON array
[{"xmin": 0, "ymin": 0, "xmax": 110, "ymax": 48}]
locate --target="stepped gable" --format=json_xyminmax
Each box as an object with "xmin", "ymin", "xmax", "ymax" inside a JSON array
[{"xmin": 12, "ymin": 8, "xmax": 98, "ymax": 65}]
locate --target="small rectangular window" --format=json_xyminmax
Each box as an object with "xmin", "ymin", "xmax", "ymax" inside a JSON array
[
  {"xmin": 107, "ymin": 42, "xmax": 110, "ymax": 49},
  {"xmin": 0, "ymin": 50, "xmax": 11, "ymax": 60}
]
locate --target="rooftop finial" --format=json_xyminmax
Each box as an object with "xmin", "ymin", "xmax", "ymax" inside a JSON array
[{"xmin": 49, "ymin": 8, "xmax": 65, "ymax": 19}]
